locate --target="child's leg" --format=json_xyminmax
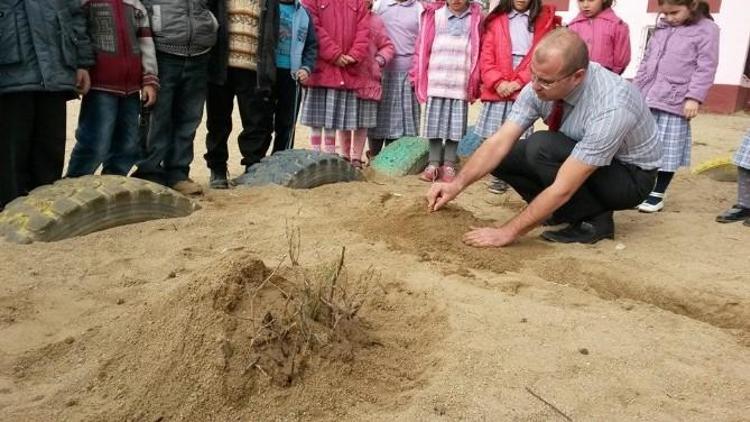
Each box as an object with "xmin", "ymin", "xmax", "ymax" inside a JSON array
[
  {"xmin": 67, "ymin": 91, "xmax": 118, "ymax": 177},
  {"xmin": 310, "ymin": 128, "xmax": 322, "ymax": 151},
  {"xmin": 336, "ymin": 130, "xmax": 352, "ymax": 159},
  {"xmin": 368, "ymin": 138, "xmax": 385, "ymax": 157},
  {"xmin": 738, "ymin": 167, "xmax": 750, "ymax": 208},
  {"xmin": 643, "ymin": 171, "xmax": 674, "ymax": 204},
  {"xmin": 351, "ymin": 129, "xmax": 367, "ymax": 163},
  {"xmin": 272, "ymin": 69, "xmax": 297, "ymax": 153},
  {"xmin": 102, "ymin": 94, "xmax": 141, "ymax": 176},
  {"xmin": 428, "ymin": 138, "xmax": 443, "ymax": 166},
  {"xmin": 443, "ymin": 140, "xmax": 458, "ymax": 167},
  {"xmin": 322, "ymin": 129, "xmax": 336, "ymax": 154}
]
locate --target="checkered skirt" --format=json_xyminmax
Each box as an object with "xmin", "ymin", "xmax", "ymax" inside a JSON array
[
  {"xmin": 370, "ymin": 71, "xmax": 421, "ymax": 139},
  {"xmin": 357, "ymin": 99, "xmax": 378, "ymax": 129},
  {"xmin": 300, "ymin": 87, "xmax": 363, "ymax": 130},
  {"xmin": 422, "ymin": 96, "xmax": 468, "ymax": 141},
  {"xmin": 652, "ymin": 109, "xmax": 692, "ymax": 172},
  {"xmin": 474, "ymin": 101, "xmax": 534, "ymax": 139},
  {"xmin": 734, "ymin": 129, "xmax": 750, "ymax": 169}
]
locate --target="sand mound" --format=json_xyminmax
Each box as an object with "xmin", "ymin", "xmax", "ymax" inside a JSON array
[
  {"xmin": 355, "ymin": 196, "xmax": 549, "ymax": 275},
  {"xmin": 7, "ymin": 252, "xmax": 446, "ymax": 421}
]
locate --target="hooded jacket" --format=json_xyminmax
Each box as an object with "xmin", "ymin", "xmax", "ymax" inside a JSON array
[{"xmin": 567, "ymin": 7, "xmax": 630, "ymax": 74}]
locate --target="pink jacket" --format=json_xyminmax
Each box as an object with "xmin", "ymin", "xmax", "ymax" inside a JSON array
[
  {"xmin": 410, "ymin": 1, "xmax": 483, "ymax": 104},
  {"xmin": 301, "ymin": 0, "xmax": 372, "ymax": 90},
  {"xmin": 568, "ymin": 8, "xmax": 630, "ymax": 74},
  {"xmin": 634, "ymin": 17, "xmax": 719, "ymax": 117},
  {"xmin": 357, "ymin": 13, "xmax": 395, "ymax": 100}
]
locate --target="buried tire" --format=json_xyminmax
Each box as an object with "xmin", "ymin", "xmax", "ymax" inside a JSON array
[
  {"xmin": 232, "ymin": 149, "xmax": 364, "ymax": 188},
  {"xmin": 692, "ymin": 156, "xmax": 737, "ymax": 182},
  {"xmin": 370, "ymin": 136, "xmax": 429, "ymax": 177},
  {"xmin": 0, "ymin": 175, "xmax": 199, "ymax": 244}
]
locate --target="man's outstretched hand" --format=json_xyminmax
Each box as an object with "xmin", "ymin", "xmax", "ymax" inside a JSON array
[
  {"xmin": 462, "ymin": 226, "xmax": 518, "ymax": 248},
  {"xmin": 426, "ymin": 182, "xmax": 461, "ymax": 212}
]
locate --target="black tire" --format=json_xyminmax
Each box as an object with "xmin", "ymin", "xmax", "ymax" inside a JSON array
[
  {"xmin": 233, "ymin": 149, "xmax": 364, "ymax": 188},
  {"xmin": 0, "ymin": 175, "xmax": 199, "ymax": 244}
]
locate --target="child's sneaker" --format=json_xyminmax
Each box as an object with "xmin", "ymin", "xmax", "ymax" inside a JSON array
[
  {"xmin": 419, "ymin": 164, "xmax": 440, "ymax": 182},
  {"xmin": 637, "ymin": 192, "xmax": 664, "ymax": 213},
  {"xmin": 439, "ymin": 164, "xmax": 456, "ymax": 183}
]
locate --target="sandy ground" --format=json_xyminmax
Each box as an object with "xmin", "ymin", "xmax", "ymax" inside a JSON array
[{"xmin": 0, "ymin": 104, "xmax": 749, "ymax": 421}]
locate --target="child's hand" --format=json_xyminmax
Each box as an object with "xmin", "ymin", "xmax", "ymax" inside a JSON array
[
  {"xmin": 296, "ymin": 69, "xmax": 310, "ymax": 82},
  {"xmin": 75, "ymin": 69, "xmax": 91, "ymax": 95},
  {"xmin": 684, "ymin": 99, "xmax": 700, "ymax": 120},
  {"xmin": 334, "ymin": 55, "xmax": 348, "ymax": 67},
  {"xmin": 341, "ymin": 54, "xmax": 356, "ymax": 65},
  {"xmin": 506, "ymin": 81, "xmax": 521, "ymax": 94},
  {"xmin": 142, "ymin": 85, "xmax": 158, "ymax": 107},
  {"xmin": 495, "ymin": 81, "xmax": 510, "ymax": 96}
]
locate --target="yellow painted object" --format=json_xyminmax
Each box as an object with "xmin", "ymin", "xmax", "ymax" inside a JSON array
[{"xmin": 692, "ymin": 156, "xmax": 737, "ymax": 182}]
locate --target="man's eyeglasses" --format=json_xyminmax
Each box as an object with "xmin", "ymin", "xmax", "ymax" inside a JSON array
[{"xmin": 530, "ymin": 69, "xmax": 579, "ymax": 90}]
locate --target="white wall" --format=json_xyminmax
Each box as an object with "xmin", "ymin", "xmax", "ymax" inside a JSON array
[{"xmin": 557, "ymin": 0, "xmax": 750, "ymax": 84}]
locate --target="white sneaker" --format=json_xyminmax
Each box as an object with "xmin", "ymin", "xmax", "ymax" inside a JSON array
[{"xmin": 637, "ymin": 192, "xmax": 665, "ymax": 213}]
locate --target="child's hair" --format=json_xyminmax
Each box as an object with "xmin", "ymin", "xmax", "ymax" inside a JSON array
[
  {"xmin": 657, "ymin": 0, "xmax": 714, "ymax": 22},
  {"xmin": 491, "ymin": 0, "xmax": 542, "ymax": 31},
  {"xmin": 600, "ymin": 0, "xmax": 615, "ymax": 9}
]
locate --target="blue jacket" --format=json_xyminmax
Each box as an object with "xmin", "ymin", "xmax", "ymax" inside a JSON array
[
  {"xmin": 0, "ymin": 0, "xmax": 95, "ymax": 95},
  {"xmin": 290, "ymin": 0, "xmax": 317, "ymax": 78}
]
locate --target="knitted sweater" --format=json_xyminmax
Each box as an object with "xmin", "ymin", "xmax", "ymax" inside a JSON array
[{"xmin": 227, "ymin": 0, "xmax": 261, "ymax": 70}]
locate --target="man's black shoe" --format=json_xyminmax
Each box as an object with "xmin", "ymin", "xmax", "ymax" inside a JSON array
[
  {"xmin": 715, "ymin": 205, "xmax": 750, "ymax": 223},
  {"xmin": 209, "ymin": 169, "xmax": 229, "ymax": 189},
  {"xmin": 541, "ymin": 212, "xmax": 614, "ymax": 244}
]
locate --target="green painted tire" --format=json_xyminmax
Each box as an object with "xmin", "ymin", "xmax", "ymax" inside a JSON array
[
  {"xmin": 370, "ymin": 136, "xmax": 429, "ymax": 177},
  {"xmin": 0, "ymin": 175, "xmax": 199, "ymax": 244}
]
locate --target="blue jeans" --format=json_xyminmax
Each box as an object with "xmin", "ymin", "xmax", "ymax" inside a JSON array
[
  {"xmin": 66, "ymin": 91, "xmax": 140, "ymax": 177},
  {"xmin": 133, "ymin": 52, "xmax": 209, "ymax": 186}
]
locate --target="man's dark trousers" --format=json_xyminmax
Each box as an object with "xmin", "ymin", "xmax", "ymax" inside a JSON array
[
  {"xmin": 492, "ymin": 131, "xmax": 656, "ymax": 223},
  {"xmin": 204, "ymin": 67, "xmax": 274, "ymax": 173},
  {"xmin": 0, "ymin": 92, "xmax": 67, "ymax": 209}
]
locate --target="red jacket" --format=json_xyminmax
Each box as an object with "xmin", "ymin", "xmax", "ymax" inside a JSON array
[
  {"xmin": 357, "ymin": 13, "xmax": 395, "ymax": 100},
  {"xmin": 479, "ymin": 5, "xmax": 559, "ymax": 102},
  {"xmin": 301, "ymin": 0, "xmax": 372, "ymax": 90},
  {"xmin": 83, "ymin": 0, "xmax": 158, "ymax": 95}
]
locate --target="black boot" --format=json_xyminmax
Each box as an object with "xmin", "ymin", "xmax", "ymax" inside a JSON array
[
  {"xmin": 209, "ymin": 169, "xmax": 229, "ymax": 189},
  {"xmin": 541, "ymin": 211, "xmax": 615, "ymax": 244}
]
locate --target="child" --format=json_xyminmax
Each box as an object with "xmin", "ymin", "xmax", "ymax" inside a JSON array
[
  {"xmin": 299, "ymin": 0, "xmax": 372, "ymax": 155},
  {"xmin": 412, "ymin": 0, "xmax": 482, "ymax": 183},
  {"xmin": 270, "ymin": 0, "xmax": 318, "ymax": 153},
  {"xmin": 368, "ymin": 0, "xmax": 424, "ymax": 159},
  {"xmin": 132, "ymin": 0, "xmax": 218, "ymax": 195},
  {"xmin": 716, "ymin": 130, "xmax": 750, "ymax": 225},
  {"xmin": 475, "ymin": 0, "xmax": 558, "ymax": 193},
  {"xmin": 633, "ymin": 0, "xmax": 719, "ymax": 212},
  {"xmin": 337, "ymin": 0, "xmax": 395, "ymax": 167},
  {"xmin": 568, "ymin": 0, "xmax": 630, "ymax": 75},
  {"xmin": 0, "ymin": 0, "xmax": 94, "ymax": 210},
  {"xmin": 66, "ymin": 0, "xmax": 159, "ymax": 178}
]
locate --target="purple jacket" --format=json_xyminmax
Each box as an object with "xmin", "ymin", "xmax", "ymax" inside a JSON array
[{"xmin": 633, "ymin": 17, "xmax": 719, "ymax": 116}]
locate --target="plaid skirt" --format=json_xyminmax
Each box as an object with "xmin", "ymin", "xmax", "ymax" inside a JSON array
[
  {"xmin": 422, "ymin": 96, "xmax": 468, "ymax": 141},
  {"xmin": 734, "ymin": 129, "xmax": 750, "ymax": 169},
  {"xmin": 652, "ymin": 109, "xmax": 692, "ymax": 172},
  {"xmin": 357, "ymin": 99, "xmax": 378, "ymax": 129},
  {"xmin": 300, "ymin": 87, "xmax": 363, "ymax": 130},
  {"xmin": 370, "ymin": 71, "xmax": 420, "ymax": 139},
  {"xmin": 474, "ymin": 101, "xmax": 534, "ymax": 139}
]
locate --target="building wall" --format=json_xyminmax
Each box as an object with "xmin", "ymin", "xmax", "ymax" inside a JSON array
[{"xmin": 543, "ymin": 0, "xmax": 750, "ymax": 112}]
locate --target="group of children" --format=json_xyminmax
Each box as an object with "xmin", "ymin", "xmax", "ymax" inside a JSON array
[{"xmin": 2, "ymin": 0, "xmax": 745, "ymax": 227}]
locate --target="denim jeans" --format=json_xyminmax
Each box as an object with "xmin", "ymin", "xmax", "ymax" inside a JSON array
[
  {"xmin": 66, "ymin": 91, "xmax": 141, "ymax": 177},
  {"xmin": 133, "ymin": 52, "xmax": 209, "ymax": 186}
]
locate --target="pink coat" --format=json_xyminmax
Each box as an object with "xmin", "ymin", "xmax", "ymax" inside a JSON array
[
  {"xmin": 568, "ymin": 8, "xmax": 630, "ymax": 74},
  {"xmin": 410, "ymin": 1, "xmax": 483, "ymax": 104},
  {"xmin": 357, "ymin": 13, "xmax": 395, "ymax": 100},
  {"xmin": 301, "ymin": 0, "xmax": 372, "ymax": 90}
]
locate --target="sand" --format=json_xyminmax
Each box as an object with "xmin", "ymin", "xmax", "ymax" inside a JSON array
[{"xmin": 0, "ymin": 106, "xmax": 749, "ymax": 421}]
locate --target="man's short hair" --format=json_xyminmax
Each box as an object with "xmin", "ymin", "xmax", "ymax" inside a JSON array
[{"xmin": 534, "ymin": 28, "xmax": 590, "ymax": 75}]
